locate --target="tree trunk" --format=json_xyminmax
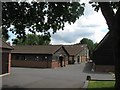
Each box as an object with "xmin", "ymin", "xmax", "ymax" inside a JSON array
[
  {"xmin": 111, "ymin": 29, "xmax": 120, "ymax": 90},
  {"xmin": 114, "ymin": 42, "xmax": 120, "ymax": 89},
  {"xmin": 99, "ymin": 2, "xmax": 120, "ymax": 89},
  {"xmin": 112, "ymin": 17, "xmax": 120, "ymax": 90},
  {"xmin": 113, "ymin": 7, "xmax": 120, "ymax": 89}
]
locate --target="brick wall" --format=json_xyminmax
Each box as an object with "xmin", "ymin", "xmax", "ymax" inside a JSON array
[
  {"xmin": 12, "ymin": 58, "xmax": 69, "ymax": 68},
  {"xmin": 51, "ymin": 60, "xmax": 59, "ymax": 68},
  {"xmin": 95, "ymin": 65, "xmax": 115, "ymax": 72},
  {"xmin": 8, "ymin": 53, "xmax": 11, "ymax": 73},
  {"xmin": 64, "ymin": 60, "xmax": 68, "ymax": 66},
  {"xmin": 51, "ymin": 60, "xmax": 68, "ymax": 68},
  {"xmin": 80, "ymin": 56, "xmax": 87, "ymax": 62},
  {"xmin": 12, "ymin": 60, "xmax": 52, "ymax": 68}
]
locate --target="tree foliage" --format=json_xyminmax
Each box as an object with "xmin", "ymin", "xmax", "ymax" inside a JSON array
[
  {"xmin": 80, "ymin": 38, "xmax": 98, "ymax": 58},
  {"xmin": 80, "ymin": 38, "xmax": 95, "ymax": 52},
  {"xmin": 13, "ymin": 33, "xmax": 51, "ymax": 45},
  {"xmin": 93, "ymin": 42, "xmax": 98, "ymax": 48},
  {"xmin": 2, "ymin": 2, "xmax": 84, "ymax": 40},
  {"xmin": 90, "ymin": 1, "xmax": 120, "ymax": 89},
  {"xmin": 89, "ymin": 2, "xmax": 120, "ymax": 31}
]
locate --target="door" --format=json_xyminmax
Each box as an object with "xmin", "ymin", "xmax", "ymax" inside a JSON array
[
  {"xmin": 77, "ymin": 56, "xmax": 80, "ymax": 64},
  {"xmin": 2, "ymin": 53, "xmax": 9, "ymax": 74},
  {"xmin": 59, "ymin": 56, "xmax": 63, "ymax": 67}
]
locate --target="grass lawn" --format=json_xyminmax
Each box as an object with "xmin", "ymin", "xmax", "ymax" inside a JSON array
[{"xmin": 87, "ymin": 80, "xmax": 115, "ymax": 90}]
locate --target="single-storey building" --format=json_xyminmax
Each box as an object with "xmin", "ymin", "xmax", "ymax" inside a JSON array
[
  {"xmin": 11, "ymin": 45, "xmax": 69, "ymax": 68},
  {"xmin": 0, "ymin": 39, "xmax": 13, "ymax": 75},
  {"xmin": 64, "ymin": 44, "xmax": 89, "ymax": 64},
  {"xmin": 92, "ymin": 32, "xmax": 115, "ymax": 72}
]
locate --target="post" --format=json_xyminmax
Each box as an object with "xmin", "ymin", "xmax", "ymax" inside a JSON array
[{"xmin": 64, "ymin": 55, "xmax": 65, "ymax": 67}]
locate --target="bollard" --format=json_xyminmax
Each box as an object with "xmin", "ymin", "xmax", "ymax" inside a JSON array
[{"xmin": 86, "ymin": 75, "xmax": 91, "ymax": 80}]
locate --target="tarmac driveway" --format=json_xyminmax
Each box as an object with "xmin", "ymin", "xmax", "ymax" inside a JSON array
[{"xmin": 2, "ymin": 62, "xmax": 114, "ymax": 89}]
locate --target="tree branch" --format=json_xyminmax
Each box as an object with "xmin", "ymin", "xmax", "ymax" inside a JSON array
[
  {"xmin": 98, "ymin": 2, "xmax": 115, "ymax": 30},
  {"xmin": 115, "ymin": 2, "xmax": 120, "ymax": 22},
  {"xmin": 114, "ymin": 3, "xmax": 120, "ymax": 33}
]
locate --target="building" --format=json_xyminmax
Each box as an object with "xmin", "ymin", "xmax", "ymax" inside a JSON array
[
  {"xmin": 0, "ymin": 39, "xmax": 13, "ymax": 75},
  {"xmin": 11, "ymin": 45, "xmax": 69, "ymax": 68},
  {"xmin": 11, "ymin": 44, "xmax": 89, "ymax": 68},
  {"xmin": 92, "ymin": 32, "xmax": 115, "ymax": 72},
  {"xmin": 64, "ymin": 44, "xmax": 89, "ymax": 64}
]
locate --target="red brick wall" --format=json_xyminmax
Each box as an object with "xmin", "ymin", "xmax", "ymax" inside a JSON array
[
  {"xmin": 1, "ymin": 48, "xmax": 12, "ymax": 75},
  {"xmin": 63, "ymin": 60, "xmax": 68, "ymax": 66},
  {"xmin": 51, "ymin": 60, "xmax": 68, "ymax": 68},
  {"xmin": 80, "ymin": 56, "xmax": 87, "ymax": 62},
  {"xmin": 8, "ymin": 53, "xmax": 11, "ymax": 73},
  {"xmin": 12, "ymin": 59, "xmax": 68, "ymax": 68},
  {"xmin": 51, "ymin": 61, "xmax": 59, "ymax": 68},
  {"xmin": 95, "ymin": 65, "xmax": 115, "ymax": 72},
  {"xmin": 61, "ymin": 60, "xmax": 68, "ymax": 67},
  {"xmin": 12, "ymin": 60, "xmax": 52, "ymax": 68}
]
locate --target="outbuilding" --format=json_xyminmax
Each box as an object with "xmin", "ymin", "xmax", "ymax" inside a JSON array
[
  {"xmin": 11, "ymin": 45, "xmax": 69, "ymax": 68},
  {"xmin": 92, "ymin": 32, "xmax": 114, "ymax": 72},
  {"xmin": 0, "ymin": 39, "xmax": 13, "ymax": 76},
  {"xmin": 64, "ymin": 44, "xmax": 89, "ymax": 64}
]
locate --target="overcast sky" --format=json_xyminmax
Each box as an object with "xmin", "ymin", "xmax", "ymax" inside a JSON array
[
  {"xmin": 50, "ymin": 1, "xmax": 109, "ymax": 45},
  {"xmin": 8, "ymin": 1, "xmax": 109, "ymax": 45}
]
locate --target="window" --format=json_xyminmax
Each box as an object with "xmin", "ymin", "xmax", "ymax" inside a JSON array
[
  {"xmin": 15, "ymin": 55, "xmax": 19, "ymax": 60},
  {"xmin": 36, "ymin": 56, "xmax": 39, "ymax": 61},
  {"xmin": 20, "ymin": 56, "xmax": 26, "ymax": 60}
]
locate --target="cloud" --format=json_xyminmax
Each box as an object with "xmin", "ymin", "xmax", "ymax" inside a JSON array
[
  {"xmin": 7, "ymin": 1, "xmax": 109, "ymax": 45},
  {"xmin": 51, "ymin": 28, "xmax": 94, "ymax": 43},
  {"xmin": 50, "ymin": 2, "xmax": 109, "ymax": 45}
]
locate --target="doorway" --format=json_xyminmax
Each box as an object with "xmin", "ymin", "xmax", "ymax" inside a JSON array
[
  {"xmin": 2, "ymin": 53, "xmax": 9, "ymax": 74},
  {"xmin": 59, "ymin": 56, "xmax": 63, "ymax": 67}
]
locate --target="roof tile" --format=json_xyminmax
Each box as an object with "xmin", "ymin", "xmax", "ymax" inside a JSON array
[{"xmin": 0, "ymin": 39, "xmax": 13, "ymax": 49}]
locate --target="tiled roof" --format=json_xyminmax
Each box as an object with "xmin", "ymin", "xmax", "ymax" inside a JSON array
[
  {"xmin": 11, "ymin": 44, "xmax": 87, "ymax": 55},
  {"xmin": 0, "ymin": 39, "xmax": 13, "ymax": 50},
  {"xmin": 64, "ymin": 44, "xmax": 87, "ymax": 56},
  {"xmin": 11, "ymin": 45, "xmax": 62, "ymax": 54}
]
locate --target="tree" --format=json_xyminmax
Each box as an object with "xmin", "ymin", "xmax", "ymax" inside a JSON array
[
  {"xmin": 80, "ymin": 38, "xmax": 94, "ymax": 50},
  {"xmin": 93, "ymin": 42, "xmax": 98, "ymax": 49},
  {"xmin": 13, "ymin": 33, "xmax": 51, "ymax": 45},
  {"xmin": 90, "ymin": 1, "xmax": 120, "ymax": 89},
  {"xmin": 2, "ymin": 2, "xmax": 84, "ymax": 41},
  {"xmin": 80, "ymin": 38, "xmax": 95, "ymax": 57}
]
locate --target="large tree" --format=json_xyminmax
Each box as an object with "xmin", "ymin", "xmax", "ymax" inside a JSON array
[
  {"xmin": 13, "ymin": 33, "xmax": 51, "ymax": 45},
  {"xmin": 3, "ymin": 1, "xmax": 120, "ymax": 89},
  {"xmin": 80, "ymin": 38, "xmax": 94, "ymax": 54},
  {"xmin": 90, "ymin": 1, "xmax": 120, "ymax": 89},
  {"xmin": 2, "ymin": 2, "xmax": 84, "ymax": 41},
  {"xmin": 80, "ymin": 38, "xmax": 97, "ymax": 58}
]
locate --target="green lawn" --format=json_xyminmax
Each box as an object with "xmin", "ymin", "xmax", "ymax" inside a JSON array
[{"xmin": 87, "ymin": 80, "xmax": 115, "ymax": 90}]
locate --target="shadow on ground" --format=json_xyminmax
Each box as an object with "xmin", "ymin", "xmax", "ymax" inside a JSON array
[
  {"xmin": 86, "ymin": 88, "xmax": 115, "ymax": 90},
  {"xmin": 82, "ymin": 62, "xmax": 110, "ymax": 74},
  {"xmin": 2, "ymin": 83, "xmax": 115, "ymax": 90},
  {"xmin": 2, "ymin": 85, "xmax": 87, "ymax": 90},
  {"xmin": 2, "ymin": 87, "xmax": 115, "ymax": 90},
  {"xmin": 2, "ymin": 86, "xmax": 87, "ymax": 90},
  {"xmin": 82, "ymin": 62, "xmax": 93, "ymax": 73},
  {"xmin": 2, "ymin": 85, "xmax": 28, "ymax": 90}
]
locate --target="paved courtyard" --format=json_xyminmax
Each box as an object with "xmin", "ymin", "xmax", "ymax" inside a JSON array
[{"xmin": 2, "ymin": 62, "xmax": 114, "ymax": 89}]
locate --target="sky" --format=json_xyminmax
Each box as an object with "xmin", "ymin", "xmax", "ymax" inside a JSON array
[
  {"xmin": 8, "ymin": 0, "xmax": 109, "ymax": 45},
  {"xmin": 50, "ymin": 1, "xmax": 109, "ymax": 45}
]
